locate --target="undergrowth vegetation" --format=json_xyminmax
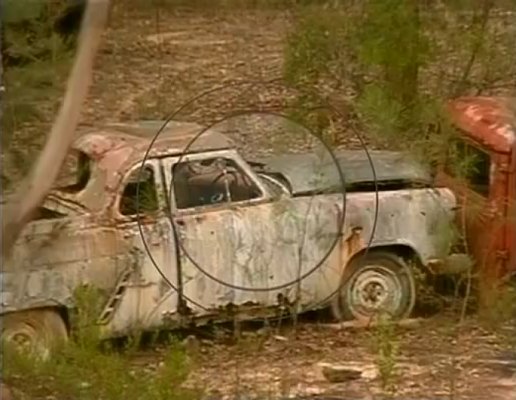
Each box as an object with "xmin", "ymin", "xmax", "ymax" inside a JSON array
[
  {"xmin": 2, "ymin": 286, "xmax": 199, "ymax": 400},
  {"xmin": 1, "ymin": 0, "xmax": 76, "ymax": 187},
  {"xmin": 283, "ymin": 0, "xmax": 515, "ymax": 161}
]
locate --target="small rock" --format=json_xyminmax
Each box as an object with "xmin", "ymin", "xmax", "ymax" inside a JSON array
[
  {"xmin": 304, "ymin": 386, "xmax": 324, "ymax": 395},
  {"xmin": 319, "ymin": 362, "xmax": 363, "ymax": 383},
  {"xmin": 202, "ymin": 389, "xmax": 223, "ymax": 400},
  {"xmin": 182, "ymin": 335, "xmax": 200, "ymax": 353},
  {"xmin": 256, "ymin": 327, "xmax": 271, "ymax": 336},
  {"xmin": 79, "ymin": 381, "xmax": 91, "ymax": 389}
]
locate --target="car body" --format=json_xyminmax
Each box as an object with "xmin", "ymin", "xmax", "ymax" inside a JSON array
[{"xmin": 1, "ymin": 119, "xmax": 462, "ymax": 343}]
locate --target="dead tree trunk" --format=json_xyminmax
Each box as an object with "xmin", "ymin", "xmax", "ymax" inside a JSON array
[{"xmin": 1, "ymin": 0, "xmax": 111, "ymax": 260}]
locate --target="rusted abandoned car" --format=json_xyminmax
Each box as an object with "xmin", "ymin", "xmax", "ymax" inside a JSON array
[
  {"xmin": 436, "ymin": 97, "xmax": 516, "ymax": 282},
  {"xmin": 0, "ymin": 119, "xmax": 465, "ymax": 356}
]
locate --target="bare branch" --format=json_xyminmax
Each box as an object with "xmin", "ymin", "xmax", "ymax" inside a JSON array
[
  {"xmin": 1, "ymin": 0, "xmax": 111, "ymax": 260},
  {"xmin": 452, "ymin": 0, "xmax": 494, "ymax": 97}
]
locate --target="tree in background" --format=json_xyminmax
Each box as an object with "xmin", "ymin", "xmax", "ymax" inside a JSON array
[{"xmin": 284, "ymin": 0, "xmax": 515, "ymax": 164}]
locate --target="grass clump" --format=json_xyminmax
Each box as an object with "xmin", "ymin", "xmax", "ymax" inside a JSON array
[{"xmin": 2, "ymin": 285, "xmax": 201, "ymax": 400}]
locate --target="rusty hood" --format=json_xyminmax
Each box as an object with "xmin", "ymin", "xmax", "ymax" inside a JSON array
[
  {"xmin": 448, "ymin": 97, "xmax": 515, "ymax": 154},
  {"xmin": 251, "ymin": 150, "xmax": 432, "ymax": 195}
]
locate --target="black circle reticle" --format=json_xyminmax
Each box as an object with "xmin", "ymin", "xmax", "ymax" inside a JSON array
[
  {"xmin": 134, "ymin": 79, "xmax": 380, "ymax": 313},
  {"xmin": 167, "ymin": 110, "xmax": 346, "ymax": 292}
]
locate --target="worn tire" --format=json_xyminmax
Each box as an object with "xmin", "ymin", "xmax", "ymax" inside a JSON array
[
  {"xmin": 1, "ymin": 309, "xmax": 68, "ymax": 360},
  {"xmin": 331, "ymin": 251, "xmax": 416, "ymax": 322}
]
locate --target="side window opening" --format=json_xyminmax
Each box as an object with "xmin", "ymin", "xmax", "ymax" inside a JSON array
[
  {"xmin": 445, "ymin": 138, "xmax": 491, "ymax": 197},
  {"xmin": 56, "ymin": 150, "xmax": 91, "ymax": 193},
  {"xmin": 120, "ymin": 166, "xmax": 159, "ymax": 216},
  {"xmin": 173, "ymin": 157, "xmax": 262, "ymax": 210}
]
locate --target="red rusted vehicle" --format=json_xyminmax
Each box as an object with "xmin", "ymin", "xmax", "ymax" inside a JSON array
[{"xmin": 436, "ymin": 96, "xmax": 516, "ymax": 281}]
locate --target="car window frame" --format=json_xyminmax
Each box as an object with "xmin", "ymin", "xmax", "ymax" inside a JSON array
[
  {"xmin": 114, "ymin": 159, "xmax": 165, "ymax": 221},
  {"xmin": 163, "ymin": 149, "xmax": 273, "ymax": 216}
]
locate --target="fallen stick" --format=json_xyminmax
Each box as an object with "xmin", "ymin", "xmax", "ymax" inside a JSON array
[{"xmin": 322, "ymin": 317, "xmax": 424, "ymax": 330}]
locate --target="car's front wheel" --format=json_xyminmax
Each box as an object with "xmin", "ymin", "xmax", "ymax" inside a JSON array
[
  {"xmin": 1, "ymin": 309, "xmax": 68, "ymax": 360},
  {"xmin": 331, "ymin": 251, "xmax": 416, "ymax": 322}
]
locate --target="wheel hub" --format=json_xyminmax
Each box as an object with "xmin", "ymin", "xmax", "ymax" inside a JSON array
[
  {"xmin": 11, "ymin": 332, "xmax": 33, "ymax": 349},
  {"xmin": 348, "ymin": 265, "xmax": 403, "ymax": 317},
  {"xmin": 4, "ymin": 329, "xmax": 36, "ymax": 352},
  {"xmin": 3, "ymin": 326, "xmax": 49, "ymax": 360},
  {"xmin": 361, "ymin": 280, "xmax": 388, "ymax": 306}
]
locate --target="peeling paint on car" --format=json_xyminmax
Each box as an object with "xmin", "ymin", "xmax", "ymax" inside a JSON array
[{"xmin": 0, "ymin": 119, "xmax": 464, "ymax": 338}]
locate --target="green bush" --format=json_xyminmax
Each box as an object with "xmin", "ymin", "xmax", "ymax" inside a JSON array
[
  {"xmin": 2, "ymin": 286, "xmax": 200, "ymax": 400},
  {"xmin": 1, "ymin": 0, "xmax": 76, "ymax": 187}
]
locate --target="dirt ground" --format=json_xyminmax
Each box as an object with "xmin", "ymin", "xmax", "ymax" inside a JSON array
[
  {"xmin": 137, "ymin": 314, "xmax": 515, "ymax": 400},
  {"xmin": 80, "ymin": 6, "xmax": 366, "ymax": 159},
  {"xmin": 84, "ymin": 7, "xmax": 290, "ymax": 124},
  {"xmin": 4, "ymin": 5, "xmax": 516, "ymax": 400}
]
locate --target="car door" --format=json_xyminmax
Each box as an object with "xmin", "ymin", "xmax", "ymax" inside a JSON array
[
  {"xmin": 162, "ymin": 150, "xmax": 341, "ymax": 320},
  {"xmin": 436, "ymin": 137, "xmax": 507, "ymax": 280},
  {"xmin": 107, "ymin": 159, "xmax": 179, "ymax": 335}
]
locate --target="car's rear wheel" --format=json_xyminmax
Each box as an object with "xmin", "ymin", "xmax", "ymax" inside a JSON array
[
  {"xmin": 1, "ymin": 309, "xmax": 68, "ymax": 360},
  {"xmin": 331, "ymin": 252, "xmax": 416, "ymax": 322}
]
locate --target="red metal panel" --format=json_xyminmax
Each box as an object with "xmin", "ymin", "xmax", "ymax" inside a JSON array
[
  {"xmin": 446, "ymin": 97, "xmax": 516, "ymax": 278},
  {"xmin": 509, "ymin": 141, "xmax": 516, "ymax": 274},
  {"xmin": 448, "ymin": 97, "xmax": 515, "ymax": 154}
]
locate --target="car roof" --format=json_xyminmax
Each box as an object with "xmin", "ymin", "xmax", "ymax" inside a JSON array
[
  {"xmin": 72, "ymin": 120, "xmax": 233, "ymax": 163},
  {"xmin": 54, "ymin": 120, "xmax": 234, "ymax": 212},
  {"xmin": 448, "ymin": 96, "xmax": 515, "ymax": 153}
]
